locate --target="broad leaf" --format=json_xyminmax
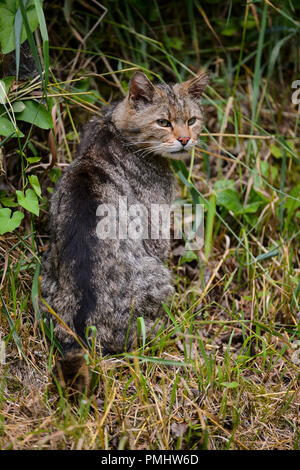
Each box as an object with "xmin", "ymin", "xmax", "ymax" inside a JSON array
[
  {"xmin": 216, "ymin": 189, "xmax": 242, "ymax": 214},
  {"xmin": 0, "ymin": 116, "xmax": 23, "ymax": 137},
  {"xmin": 15, "ymin": 100, "xmax": 53, "ymax": 129},
  {"xmin": 12, "ymin": 101, "xmax": 26, "ymax": 112},
  {"xmin": 0, "ymin": 191, "xmax": 18, "ymax": 207},
  {"xmin": 26, "ymin": 156, "xmax": 41, "ymax": 163},
  {"xmin": 28, "ymin": 174, "xmax": 41, "ymax": 198},
  {"xmin": 0, "ymin": 0, "xmax": 40, "ymax": 54},
  {"xmin": 179, "ymin": 250, "xmax": 198, "ymax": 265},
  {"xmin": 16, "ymin": 188, "xmax": 39, "ymax": 216},
  {"xmin": 214, "ymin": 179, "xmax": 236, "ymax": 192},
  {"xmin": 49, "ymin": 167, "xmax": 61, "ymax": 184},
  {"xmin": 241, "ymin": 201, "xmax": 263, "ymax": 214},
  {"xmin": 270, "ymin": 144, "xmax": 283, "ymax": 159},
  {"xmin": 0, "ymin": 208, "xmax": 24, "ymax": 234}
]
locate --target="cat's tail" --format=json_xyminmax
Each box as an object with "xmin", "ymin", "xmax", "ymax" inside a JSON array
[{"xmin": 52, "ymin": 350, "xmax": 90, "ymax": 396}]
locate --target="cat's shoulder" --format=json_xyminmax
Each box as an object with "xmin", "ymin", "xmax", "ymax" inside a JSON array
[{"xmin": 77, "ymin": 104, "xmax": 121, "ymax": 158}]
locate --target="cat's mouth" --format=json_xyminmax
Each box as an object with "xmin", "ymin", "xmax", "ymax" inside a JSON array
[
  {"xmin": 167, "ymin": 142, "xmax": 194, "ymax": 157},
  {"xmin": 144, "ymin": 144, "xmax": 193, "ymax": 159},
  {"xmin": 169, "ymin": 146, "xmax": 193, "ymax": 156},
  {"xmin": 164, "ymin": 148, "xmax": 191, "ymax": 160}
]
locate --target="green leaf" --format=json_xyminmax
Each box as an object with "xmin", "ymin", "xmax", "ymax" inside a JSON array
[
  {"xmin": 12, "ymin": 101, "xmax": 26, "ymax": 112},
  {"xmin": 1, "ymin": 293, "xmax": 29, "ymax": 364},
  {"xmin": 0, "ymin": 0, "xmax": 40, "ymax": 54},
  {"xmin": 34, "ymin": 0, "xmax": 48, "ymax": 40},
  {"xmin": 31, "ymin": 261, "xmax": 41, "ymax": 322},
  {"xmin": 0, "ymin": 208, "xmax": 24, "ymax": 234},
  {"xmin": 2, "ymin": 76, "xmax": 14, "ymax": 94},
  {"xmin": 214, "ymin": 179, "xmax": 236, "ymax": 192},
  {"xmin": 241, "ymin": 16, "xmax": 257, "ymax": 29},
  {"xmin": 15, "ymin": 100, "xmax": 53, "ymax": 129},
  {"xmin": 26, "ymin": 156, "xmax": 41, "ymax": 163},
  {"xmin": 285, "ymin": 184, "xmax": 300, "ymax": 211},
  {"xmin": 270, "ymin": 144, "xmax": 283, "ymax": 159},
  {"xmin": 0, "ymin": 116, "xmax": 23, "ymax": 137},
  {"xmin": 221, "ymin": 25, "xmax": 238, "ymax": 36},
  {"xmin": 49, "ymin": 167, "xmax": 61, "ymax": 184},
  {"xmin": 33, "ymin": 0, "xmax": 49, "ymax": 84},
  {"xmin": 28, "ymin": 174, "xmax": 41, "ymax": 198},
  {"xmin": 0, "ymin": 191, "xmax": 18, "ymax": 207},
  {"xmin": 124, "ymin": 354, "xmax": 188, "ymax": 367},
  {"xmin": 205, "ymin": 192, "xmax": 216, "ymax": 260},
  {"xmin": 0, "ymin": 5, "xmax": 15, "ymax": 55},
  {"xmin": 167, "ymin": 37, "xmax": 184, "ymax": 51},
  {"xmin": 216, "ymin": 189, "xmax": 242, "ymax": 214},
  {"xmin": 0, "ymin": 77, "xmax": 14, "ymax": 105},
  {"xmin": 260, "ymin": 161, "xmax": 278, "ymax": 181},
  {"xmin": 220, "ymin": 381, "xmax": 239, "ymax": 389},
  {"xmin": 241, "ymin": 201, "xmax": 263, "ymax": 214},
  {"xmin": 179, "ymin": 250, "xmax": 198, "ymax": 265},
  {"xmin": 16, "ymin": 188, "xmax": 39, "ymax": 216}
]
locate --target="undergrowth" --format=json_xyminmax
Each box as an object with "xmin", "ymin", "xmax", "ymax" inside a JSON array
[{"xmin": 0, "ymin": 0, "xmax": 299, "ymax": 450}]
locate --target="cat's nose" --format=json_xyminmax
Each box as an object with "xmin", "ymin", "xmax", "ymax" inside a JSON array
[{"xmin": 177, "ymin": 136, "xmax": 190, "ymax": 147}]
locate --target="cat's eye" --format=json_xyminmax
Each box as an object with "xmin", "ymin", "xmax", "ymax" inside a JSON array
[
  {"xmin": 157, "ymin": 119, "xmax": 172, "ymax": 128},
  {"xmin": 188, "ymin": 117, "xmax": 196, "ymax": 126}
]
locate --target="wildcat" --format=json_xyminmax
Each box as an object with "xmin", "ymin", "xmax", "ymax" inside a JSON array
[{"xmin": 41, "ymin": 71, "xmax": 209, "ymax": 390}]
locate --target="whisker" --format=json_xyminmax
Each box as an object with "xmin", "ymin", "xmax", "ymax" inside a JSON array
[{"xmin": 132, "ymin": 144, "xmax": 164, "ymax": 156}]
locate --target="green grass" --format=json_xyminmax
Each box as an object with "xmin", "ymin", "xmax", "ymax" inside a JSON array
[{"xmin": 0, "ymin": 0, "xmax": 299, "ymax": 450}]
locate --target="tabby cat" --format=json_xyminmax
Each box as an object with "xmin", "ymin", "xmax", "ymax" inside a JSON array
[{"xmin": 41, "ymin": 71, "xmax": 209, "ymax": 389}]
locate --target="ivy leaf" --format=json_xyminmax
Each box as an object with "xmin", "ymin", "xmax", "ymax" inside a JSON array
[
  {"xmin": 15, "ymin": 100, "xmax": 53, "ymax": 129},
  {"xmin": 0, "ymin": 208, "xmax": 24, "ymax": 234},
  {"xmin": 16, "ymin": 188, "xmax": 39, "ymax": 216}
]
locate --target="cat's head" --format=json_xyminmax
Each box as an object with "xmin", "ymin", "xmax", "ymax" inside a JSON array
[{"xmin": 112, "ymin": 71, "xmax": 209, "ymax": 159}]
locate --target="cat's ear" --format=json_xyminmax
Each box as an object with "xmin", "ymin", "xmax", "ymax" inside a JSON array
[
  {"xmin": 128, "ymin": 72, "xmax": 156, "ymax": 107},
  {"xmin": 182, "ymin": 72, "xmax": 209, "ymax": 100}
]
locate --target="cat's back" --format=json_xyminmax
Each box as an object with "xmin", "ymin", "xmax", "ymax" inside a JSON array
[{"xmin": 41, "ymin": 117, "xmax": 174, "ymax": 354}]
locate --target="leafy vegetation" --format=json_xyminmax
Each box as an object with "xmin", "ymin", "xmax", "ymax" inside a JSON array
[{"xmin": 0, "ymin": 0, "xmax": 299, "ymax": 450}]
